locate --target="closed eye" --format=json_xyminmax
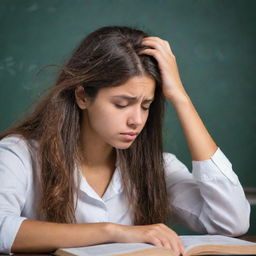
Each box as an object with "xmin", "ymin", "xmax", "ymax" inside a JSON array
[{"xmin": 115, "ymin": 104, "xmax": 128, "ymax": 108}]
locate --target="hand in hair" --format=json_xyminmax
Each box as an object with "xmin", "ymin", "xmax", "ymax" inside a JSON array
[
  {"xmin": 139, "ymin": 37, "xmax": 188, "ymax": 103},
  {"xmin": 109, "ymin": 222, "xmax": 185, "ymax": 255},
  {"xmin": 139, "ymin": 36, "xmax": 218, "ymax": 161}
]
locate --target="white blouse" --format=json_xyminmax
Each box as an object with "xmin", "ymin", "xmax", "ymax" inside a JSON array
[{"xmin": 0, "ymin": 135, "xmax": 250, "ymax": 253}]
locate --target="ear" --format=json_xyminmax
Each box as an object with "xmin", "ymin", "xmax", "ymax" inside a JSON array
[{"xmin": 75, "ymin": 86, "xmax": 89, "ymax": 110}]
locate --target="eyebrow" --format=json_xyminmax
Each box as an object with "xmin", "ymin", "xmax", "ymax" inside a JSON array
[{"xmin": 111, "ymin": 95, "xmax": 154, "ymax": 103}]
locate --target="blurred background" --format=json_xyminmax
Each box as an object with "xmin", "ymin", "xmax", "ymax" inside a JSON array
[{"xmin": 0, "ymin": 0, "xmax": 255, "ymax": 235}]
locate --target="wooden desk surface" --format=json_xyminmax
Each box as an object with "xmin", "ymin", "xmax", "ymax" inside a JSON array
[
  {"xmin": 240, "ymin": 235, "xmax": 256, "ymax": 242},
  {"xmin": 4, "ymin": 236, "xmax": 256, "ymax": 256}
]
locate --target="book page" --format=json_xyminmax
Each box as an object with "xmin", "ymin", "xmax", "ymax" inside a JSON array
[
  {"xmin": 56, "ymin": 235, "xmax": 256, "ymax": 256},
  {"xmin": 180, "ymin": 235, "xmax": 256, "ymax": 251},
  {"xmin": 57, "ymin": 242, "xmax": 155, "ymax": 256}
]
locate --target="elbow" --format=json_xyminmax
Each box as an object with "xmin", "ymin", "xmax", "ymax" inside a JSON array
[
  {"xmin": 225, "ymin": 217, "xmax": 250, "ymax": 237},
  {"xmin": 207, "ymin": 203, "xmax": 251, "ymax": 237},
  {"xmin": 224, "ymin": 201, "xmax": 251, "ymax": 237},
  {"xmin": 207, "ymin": 217, "xmax": 250, "ymax": 237}
]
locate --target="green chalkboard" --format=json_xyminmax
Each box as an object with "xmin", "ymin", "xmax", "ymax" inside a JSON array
[{"xmin": 0, "ymin": 0, "xmax": 255, "ymax": 234}]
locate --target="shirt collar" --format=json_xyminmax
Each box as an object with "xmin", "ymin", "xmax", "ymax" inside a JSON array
[{"xmin": 76, "ymin": 163, "xmax": 123, "ymax": 202}]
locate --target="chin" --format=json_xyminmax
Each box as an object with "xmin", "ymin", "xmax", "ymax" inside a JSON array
[{"xmin": 114, "ymin": 141, "xmax": 134, "ymax": 150}]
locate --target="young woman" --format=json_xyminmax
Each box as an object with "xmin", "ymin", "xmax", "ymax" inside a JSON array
[{"xmin": 0, "ymin": 26, "xmax": 250, "ymax": 254}]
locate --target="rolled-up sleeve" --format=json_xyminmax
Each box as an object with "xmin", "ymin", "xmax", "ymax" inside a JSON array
[
  {"xmin": 164, "ymin": 148, "xmax": 250, "ymax": 236},
  {"xmin": 0, "ymin": 137, "xmax": 29, "ymax": 253}
]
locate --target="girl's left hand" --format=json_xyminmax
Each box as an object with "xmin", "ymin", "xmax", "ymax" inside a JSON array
[{"xmin": 139, "ymin": 37, "xmax": 188, "ymax": 102}]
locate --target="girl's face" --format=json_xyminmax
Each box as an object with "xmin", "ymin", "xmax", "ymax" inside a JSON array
[{"xmin": 80, "ymin": 75, "xmax": 155, "ymax": 149}]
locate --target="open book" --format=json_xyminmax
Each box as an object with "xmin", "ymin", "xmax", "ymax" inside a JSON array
[{"xmin": 55, "ymin": 235, "xmax": 256, "ymax": 256}]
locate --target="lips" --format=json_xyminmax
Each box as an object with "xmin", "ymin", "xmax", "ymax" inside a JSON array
[
  {"xmin": 121, "ymin": 132, "xmax": 138, "ymax": 136},
  {"xmin": 120, "ymin": 132, "xmax": 138, "ymax": 141}
]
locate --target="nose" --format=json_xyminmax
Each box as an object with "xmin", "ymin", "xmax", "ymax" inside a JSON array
[{"xmin": 127, "ymin": 107, "xmax": 144, "ymax": 128}]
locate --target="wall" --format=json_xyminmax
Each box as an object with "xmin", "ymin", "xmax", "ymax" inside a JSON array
[{"xmin": 0, "ymin": 0, "xmax": 255, "ymax": 234}]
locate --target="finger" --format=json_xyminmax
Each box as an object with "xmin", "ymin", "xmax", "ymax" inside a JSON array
[
  {"xmin": 180, "ymin": 247, "xmax": 185, "ymax": 256},
  {"xmin": 142, "ymin": 37, "xmax": 173, "ymax": 54},
  {"xmin": 158, "ymin": 234, "xmax": 181, "ymax": 254},
  {"xmin": 163, "ymin": 40, "xmax": 172, "ymax": 51},
  {"xmin": 161, "ymin": 238, "xmax": 172, "ymax": 250},
  {"xmin": 167, "ymin": 231, "xmax": 184, "ymax": 255},
  {"xmin": 158, "ymin": 225, "xmax": 184, "ymax": 254},
  {"xmin": 149, "ymin": 237, "xmax": 164, "ymax": 248},
  {"xmin": 139, "ymin": 45, "xmax": 174, "ymax": 62},
  {"xmin": 139, "ymin": 48, "xmax": 168, "ymax": 68},
  {"xmin": 178, "ymin": 240, "xmax": 185, "ymax": 256},
  {"xmin": 153, "ymin": 225, "xmax": 180, "ymax": 253},
  {"xmin": 141, "ymin": 40, "xmax": 171, "ymax": 57},
  {"xmin": 168, "ymin": 236, "xmax": 181, "ymax": 254},
  {"xmin": 139, "ymin": 48, "xmax": 172, "ymax": 66},
  {"xmin": 138, "ymin": 48, "xmax": 159, "ymax": 57},
  {"xmin": 142, "ymin": 36, "xmax": 167, "ymax": 45}
]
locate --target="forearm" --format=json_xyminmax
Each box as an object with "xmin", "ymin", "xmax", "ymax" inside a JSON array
[
  {"xmin": 168, "ymin": 91, "xmax": 218, "ymax": 161},
  {"xmin": 139, "ymin": 36, "xmax": 217, "ymax": 160},
  {"xmin": 12, "ymin": 219, "xmax": 115, "ymax": 253},
  {"xmin": 12, "ymin": 220, "xmax": 185, "ymax": 254}
]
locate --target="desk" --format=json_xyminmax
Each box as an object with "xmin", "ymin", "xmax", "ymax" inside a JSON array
[
  {"xmin": 4, "ymin": 236, "xmax": 256, "ymax": 256},
  {"xmin": 240, "ymin": 235, "xmax": 256, "ymax": 242}
]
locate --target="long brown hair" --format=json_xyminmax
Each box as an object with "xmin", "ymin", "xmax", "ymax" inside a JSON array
[{"xmin": 0, "ymin": 26, "xmax": 170, "ymax": 225}]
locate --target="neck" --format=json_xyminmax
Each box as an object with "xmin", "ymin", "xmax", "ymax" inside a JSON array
[
  {"xmin": 80, "ymin": 139, "xmax": 115, "ymax": 169},
  {"xmin": 79, "ymin": 116, "xmax": 116, "ymax": 169}
]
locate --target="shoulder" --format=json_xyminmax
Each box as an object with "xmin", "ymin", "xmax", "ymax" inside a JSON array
[
  {"xmin": 163, "ymin": 152, "xmax": 178, "ymax": 164},
  {"xmin": 0, "ymin": 134, "xmax": 32, "ymax": 154},
  {"xmin": 162, "ymin": 152, "xmax": 189, "ymax": 172},
  {"xmin": 0, "ymin": 134, "xmax": 30, "ymax": 148},
  {"xmin": 162, "ymin": 152, "xmax": 192, "ymax": 186},
  {"xmin": 0, "ymin": 134, "xmax": 37, "ymax": 172}
]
